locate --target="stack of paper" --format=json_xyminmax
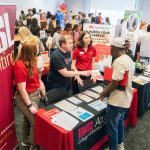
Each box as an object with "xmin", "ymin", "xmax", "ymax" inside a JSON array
[
  {"xmin": 133, "ymin": 75, "xmax": 150, "ymax": 85},
  {"xmin": 143, "ymin": 71, "xmax": 150, "ymax": 78},
  {"xmin": 88, "ymin": 100, "xmax": 107, "ymax": 111},
  {"xmin": 51, "ymin": 111, "xmax": 79, "ymax": 131},
  {"xmin": 55, "ymin": 100, "xmax": 77, "ymax": 112}
]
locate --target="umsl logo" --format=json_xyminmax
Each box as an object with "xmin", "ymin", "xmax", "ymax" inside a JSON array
[
  {"xmin": 0, "ymin": 13, "xmax": 14, "ymax": 53},
  {"xmin": 78, "ymin": 120, "xmax": 94, "ymax": 139}
]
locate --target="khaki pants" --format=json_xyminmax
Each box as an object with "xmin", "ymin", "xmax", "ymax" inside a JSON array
[{"xmin": 15, "ymin": 90, "xmax": 40, "ymax": 146}]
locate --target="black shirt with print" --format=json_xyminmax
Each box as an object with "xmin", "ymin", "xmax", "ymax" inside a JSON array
[{"xmin": 48, "ymin": 48, "xmax": 72, "ymax": 88}]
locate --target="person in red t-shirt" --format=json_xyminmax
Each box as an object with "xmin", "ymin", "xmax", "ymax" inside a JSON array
[
  {"xmin": 96, "ymin": 12, "xmax": 103, "ymax": 24},
  {"xmin": 14, "ymin": 42, "xmax": 40, "ymax": 150},
  {"xmin": 72, "ymin": 31, "xmax": 96, "ymax": 94}
]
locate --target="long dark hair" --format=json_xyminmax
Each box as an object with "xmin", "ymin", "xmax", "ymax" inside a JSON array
[{"xmin": 76, "ymin": 31, "xmax": 92, "ymax": 48}]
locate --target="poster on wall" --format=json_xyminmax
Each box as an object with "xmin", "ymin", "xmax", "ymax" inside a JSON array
[
  {"xmin": 121, "ymin": 10, "xmax": 141, "ymax": 55},
  {"xmin": 83, "ymin": 24, "xmax": 115, "ymax": 71},
  {"xmin": 0, "ymin": 4, "xmax": 18, "ymax": 150}
]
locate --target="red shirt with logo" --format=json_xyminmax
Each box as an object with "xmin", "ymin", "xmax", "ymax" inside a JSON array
[
  {"xmin": 72, "ymin": 46, "xmax": 96, "ymax": 70},
  {"xmin": 14, "ymin": 60, "xmax": 40, "ymax": 92}
]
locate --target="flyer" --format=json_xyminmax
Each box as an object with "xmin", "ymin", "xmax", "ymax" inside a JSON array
[
  {"xmin": 67, "ymin": 97, "xmax": 83, "ymax": 105},
  {"xmin": 51, "ymin": 111, "xmax": 79, "ymax": 131},
  {"xmin": 91, "ymin": 86, "xmax": 104, "ymax": 93},
  {"xmin": 55, "ymin": 100, "xmax": 77, "ymax": 112},
  {"xmin": 88, "ymin": 100, "xmax": 107, "ymax": 111},
  {"xmin": 84, "ymin": 90, "xmax": 100, "ymax": 99},
  {"xmin": 43, "ymin": 108, "xmax": 61, "ymax": 119},
  {"xmin": 70, "ymin": 107, "xmax": 94, "ymax": 122},
  {"xmin": 76, "ymin": 93, "xmax": 94, "ymax": 103}
]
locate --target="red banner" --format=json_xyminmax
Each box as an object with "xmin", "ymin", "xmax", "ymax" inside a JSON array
[{"xmin": 0, "ymin": 4, "xmax": 18, "ymax": 150}]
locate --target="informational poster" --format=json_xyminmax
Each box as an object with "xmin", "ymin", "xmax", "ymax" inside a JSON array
[
  {"xmin": 83, "ymin": 24, "xmax": 115, "ymax": 71},
  {"xmin": 0, "ymin": 4, "xmax": 18, "ymax": 150},
  {"xmin": 83, "ymin": 24, "xmax": 115, "ymax": 62},
  {"xmin": 121, "ymin": 10, "xmax": 141, "ymax": 55}
]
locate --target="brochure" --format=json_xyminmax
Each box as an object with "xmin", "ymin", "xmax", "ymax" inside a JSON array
[
  {"xmin": 76, "ymin": 93, "xmax": 94, "ymax": 103},
  {"xmin": 51, "ymin": 111, "xmax": 79, "ymax": 131},
  {"xmin": 67, "ymin": 97, "xmax": 83, "ymax": 105},
  {"xmin": 70, "ymin": 107, "xmax": 94, "ymax": 122},
  {"xmin": 88, "ymin": 100, "xmax": 107, "ymax": 111},
  {"xmin": 55, "ymin": 100, "xmax": 77, "ymax": 112}
]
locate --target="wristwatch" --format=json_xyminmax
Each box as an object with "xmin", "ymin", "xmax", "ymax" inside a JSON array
[{"xmin": 27, "ymin": 103, "xmax": 32, "ymax": 108}]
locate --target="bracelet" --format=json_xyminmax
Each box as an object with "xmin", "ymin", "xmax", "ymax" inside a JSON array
[{"xmin": 27, "ymin": 103, "xmax": 32, "ymax": 108}]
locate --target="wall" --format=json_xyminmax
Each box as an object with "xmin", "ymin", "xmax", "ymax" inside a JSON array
[
  {"xmin": 135, "ymin": 0, "xmax": 150, "ymax": 23},
  {"xmin": 65, "ymin": 0, "xmax": 91, "ymax": 14},
  {"xmin": 91, "ymin": 0, "xmax": 135, "ymax": 11},
  {"xmin": 0, "ymin": 0, "xmax": 64, "ymax": 19}
]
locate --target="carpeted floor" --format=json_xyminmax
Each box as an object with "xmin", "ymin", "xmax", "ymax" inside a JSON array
[
  {"xmin": 100, "ymin": 110, "xmax": 150, "ymax": 150},
  {"xmin": 14, "ymin": 102, "xmax": 150, "ymax": 150}
]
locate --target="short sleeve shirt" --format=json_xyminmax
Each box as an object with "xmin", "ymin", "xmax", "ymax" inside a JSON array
[
  {"xmin": 108, "ymin": 55, "xmax": 135, "ymax": 108},
  {"xmin": 48, "ymin": 48, "xmax": 72, "ymax": 88},
  {"xmin": 14, "ymin": 60, "xmax": 40, "ymax": 92},
  {"xmin": 72, "ymin": 46, "xmax": 96, "ymax": 70}
]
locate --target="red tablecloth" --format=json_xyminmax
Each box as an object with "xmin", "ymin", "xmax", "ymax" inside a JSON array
[
  {"xmin": 124, "ymin": 88, "xmax": 138, "ymax": 127},
  {"xmin": 35, "ymin": 109, "xmax": 74, "ymax": 150},
  {"xmin": 35, "ymin": 89, "xmax": 138, "ymax": 150}
]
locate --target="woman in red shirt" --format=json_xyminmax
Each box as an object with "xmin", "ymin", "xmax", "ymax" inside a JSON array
[
  {"xmin": 14, "ymin": 42, "xmax": 40, "ymax": 150},
  {"xmin": 72, "ymin": 31, "xmax": 96, "ymax": 94}
]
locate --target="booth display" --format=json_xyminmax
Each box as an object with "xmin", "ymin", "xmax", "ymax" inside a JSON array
[
  {"xmin": 35, "ymin": 85, "xmax": 138, "ymax": 150},
  {"xmin": 0, "ymin": 4, "xmax": 18, "ymax": 150}
]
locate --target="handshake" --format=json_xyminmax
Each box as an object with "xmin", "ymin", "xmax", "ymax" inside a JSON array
[
  {"xmin": 77, "ymin": 70, "xmax": 102, "ymax": 85},
  {"xmin": 80, "ymin": 70, "xmax": 92, "ymax": 76},
  {"xmin": 80, "ymin": 70, "xmax": 100, "ymax": 77}
]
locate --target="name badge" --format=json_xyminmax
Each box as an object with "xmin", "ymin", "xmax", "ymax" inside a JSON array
[{"xmin": 80, "ymin": 52, "xmax": 84, "ymax": 55}]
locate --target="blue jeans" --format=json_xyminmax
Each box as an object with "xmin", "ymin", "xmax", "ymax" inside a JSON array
[{"xmin": 106, "ymin": 104, "xmax": 128, "ymax": 150}]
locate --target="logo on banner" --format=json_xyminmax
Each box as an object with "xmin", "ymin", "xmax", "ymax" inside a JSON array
[
  {"xmin": 0, "ymin": 13, "xmax": 14, "ymax": 53},
  {"xmin": 0, "ymin": 13, "xmax": 14, "ymax": 71},
  {"xmin": 77, "ymin": 115, "xmax": 106, "ymax": 144},
  {"xmin": 0, "ymin": 5, "xmax": 17, "ymax": 150}
]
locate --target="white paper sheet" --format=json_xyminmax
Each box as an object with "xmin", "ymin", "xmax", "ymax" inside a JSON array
[
  {"xmin": 91, "ymin": 86, "xmax": 103, "ymax": 93},
  {"xmin": 51, "ymin": 111, "xmax": 79, "ymax": 131},
  {"xmin": 84, "ymin": 90, "xmax": 100, "ymax": 99},
  {"xmin": 138, "ymin": 75, "xmax": 150, "ymax": 82},
  {"xmin": 88, "ymin": 100, "xmax": 107, "ymax": 111},
  {"xmin": 133, "ymin": 75, "xmax": 150, "ymax": 85},
  {"xmin": 67, "ymin": 97, "xmax": 83, "ymax": 105},
  {"xmin": 76, "ymin": 93, "xmax": 94, "ymax": 103},
  {"xmin": 70, "ymin": 107, "xmax": 94, "ymax": 122},
  {"xmin": 55, "ymin": 100, "xmax": 77, "ymax": 112}
]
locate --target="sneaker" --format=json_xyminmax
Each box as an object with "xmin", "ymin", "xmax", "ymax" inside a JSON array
[
  {"xmin": 118, "ymin": 143, "xmax": 125, "ymax": 150},
  {"xmin": 21, "ymin": 141, "xmax": 30, "ymax": 147}
]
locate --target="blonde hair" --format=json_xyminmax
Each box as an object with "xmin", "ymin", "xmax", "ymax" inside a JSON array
[
  {"xmin": 18, "ymin": 26, "xmax": 40, "ymax": 45},
  {"xmin": 17, "ymin": 26, "xmax": 41, "ymax": 59}
]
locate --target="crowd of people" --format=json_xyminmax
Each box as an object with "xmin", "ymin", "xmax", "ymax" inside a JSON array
[{"xmin": 13, "ymin": 7, "xmax": 150, "ymax": 150}]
